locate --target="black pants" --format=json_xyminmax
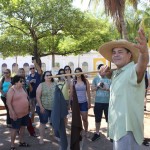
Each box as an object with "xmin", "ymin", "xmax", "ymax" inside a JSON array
[
  {"xmin": 94, "ymin": 103, "xmax": 109, "ymax": 123},
  {"xmin": 1, "ymin": 96, "xmax": 11, "ymax": 125}
]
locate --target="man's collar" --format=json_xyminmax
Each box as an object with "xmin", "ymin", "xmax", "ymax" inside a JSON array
[{"xmin": 120, "ymin": 61, "xmax": 134, "ymax": 71}]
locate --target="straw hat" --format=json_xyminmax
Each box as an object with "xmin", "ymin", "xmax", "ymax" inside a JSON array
[{"xmin": 99, "ymin": 40, "xmax": 139, "ymax": 63}]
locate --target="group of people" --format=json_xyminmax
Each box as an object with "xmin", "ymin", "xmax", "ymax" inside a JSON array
[
  {"xmin": 0, "ymin": 27, "xmax": 149, "ymax": 150},
  {"xmin": 0, "ymin": 60, "xmax": 93, "ymax": 149}
]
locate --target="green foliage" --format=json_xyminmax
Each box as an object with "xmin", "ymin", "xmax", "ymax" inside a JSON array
[{"xmin": 0, "ymin": 0, "xmax": 118, "ymax": 61}]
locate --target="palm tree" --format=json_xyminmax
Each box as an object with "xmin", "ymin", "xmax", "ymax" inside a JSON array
[
  {"xmin": 140, "ymin": 8, "xmax": 150, "ymax": 47},
  {"xmin": 81, "ymin": 0, "xmax": 138, "ymax": 40}
]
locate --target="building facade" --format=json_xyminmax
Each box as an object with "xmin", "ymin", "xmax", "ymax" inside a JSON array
[{"xmin": 0, "ymin": 51, "xmax": 109, "ymax": 76}]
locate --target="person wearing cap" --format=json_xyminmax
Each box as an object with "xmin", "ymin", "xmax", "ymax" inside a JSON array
[
  {"xmin": 99, "ymin": 28, "xmax": 149, "ymax": 149},
  {"xmin": 27, "ymin": 59, "xmax": 42, "ymax": 124},
  {"xmin": 91, "ymin": 64, "xmax": 111, "ymax": 141}
]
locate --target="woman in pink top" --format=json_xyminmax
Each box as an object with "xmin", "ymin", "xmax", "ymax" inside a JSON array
[{"xmin": 7, "ymin": 75, "xmax": 30, "ymax": 150}]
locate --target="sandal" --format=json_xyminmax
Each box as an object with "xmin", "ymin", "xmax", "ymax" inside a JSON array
[
  {"xmin": 10, "ymin": 147, "xmax": 16, "ymax": 150},
  {"xmin": 19, "ymin": 142, "xmax": 30, "ymax": 147}
]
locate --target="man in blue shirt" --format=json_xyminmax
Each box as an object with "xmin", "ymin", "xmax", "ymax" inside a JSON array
[
  {"xmin": 91, "ymin": 64, "xmax": 111, "ymax": 141},
  {"xmin": 27, "ymin": 59, "xmax": 42, "ymax": 124}
]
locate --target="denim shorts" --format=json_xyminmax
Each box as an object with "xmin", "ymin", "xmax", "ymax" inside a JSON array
[
  {"xmin": 79, "ymin": 101, "xmax": 88, "ymax": 112},
  {"xmin": 36, "ymin": 106, "xmax": 51, "ymax": 124},
  {"xmin": 11, "ymin": 114, "xmax": 29, "ymax": 129}
]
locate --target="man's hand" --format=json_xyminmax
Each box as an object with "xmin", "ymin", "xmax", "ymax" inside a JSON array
[
  {"xmin": 11, "ymin": 112, "xmax": 17, "ymax": 121},
  {"xmin": 32, "ymin": 59, "xmax": 37, "ymax": 64},
  {"xmin": 135, "ymin": 28, "xmax": 149, "ymax": 83},
  {"xmin": 100, "ymin": 65, "xmax": 112, "ymax": 78},
  {"xmin": 134, "ymin": 28, "xmax": 148, "ymax": 54}
]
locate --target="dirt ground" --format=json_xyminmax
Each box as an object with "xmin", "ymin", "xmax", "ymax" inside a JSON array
[{"xmin": 0, "ymin": 99, "xmax": 150, "ymax": 150}]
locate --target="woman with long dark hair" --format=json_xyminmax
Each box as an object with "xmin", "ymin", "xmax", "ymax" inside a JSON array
[
  {"xmin": 70, "ymin": 67, "xmax": 91, "ymax": 137},
  {"xmin": 36, "ymin": 71, "xmax": 56, "ymax": 144}
]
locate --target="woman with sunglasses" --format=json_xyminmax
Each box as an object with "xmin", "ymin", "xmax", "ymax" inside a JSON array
[
  {"xmin": 7, "ymin": 75, "xmax": 30, "ymax": 150},
  {"xmin": 64, "ymin": 65, "xmax": 73, "ymax": 85},
  {"xmin": 0, "ymin": 69, "xmax": 12, "ymax": 127},
  {"xmin": 57, "ymin": 68, "xmax": 71, "ymax": 111},
  {"xmin": 17, "ymin": 68, "xmax": 37, "ymax": 137},
  {"xmin": 70, "ymin": 67, "xmax": 91, "ymax": 137},
  {"xmin": 36, "ymin": 71, "xmax": 56, "ymax": 144}
]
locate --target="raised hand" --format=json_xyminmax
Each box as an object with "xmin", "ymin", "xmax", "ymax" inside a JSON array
[{"xmin": 134, "ymin": 28, "xmax": 148, "ymax": 54}]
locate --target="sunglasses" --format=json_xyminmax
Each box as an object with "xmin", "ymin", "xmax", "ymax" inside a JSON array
[
  {"xmin": 30, "ymin": 67, "xmax": 35, "ymax": 70},
  {"xmin": 45, "ymin": 74, "xmax": 51, "ymax": 77},
  {"xmin": 4, "ymin": 72, "xmax": 9, "ymax": 74},
  {"xmin": 19, "ymin": 79, "xmax": 24, "ymax": 83}
]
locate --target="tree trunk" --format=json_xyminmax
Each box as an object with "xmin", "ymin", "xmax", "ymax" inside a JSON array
[
  {"xmin": 52, "ymin": 53, "xmax": 55, "ymax": 67},
  {"xmin": 33, "ymin": 40, "xmax": 42, "ymax": 68},
  {"xmin": 119, "ymin": 13, "xmax": 128, "ymax": 40}
]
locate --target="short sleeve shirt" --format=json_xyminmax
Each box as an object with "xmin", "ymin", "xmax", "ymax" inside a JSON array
[
  {"xmin": 27, "ymin": 72, "xmax": 41, "ymax": 98},
  {"xmin": 92, "ymin": 75, "xmax": 111, "ymax": 103},
  {"xmin": 108, "ymin": 62, "xmax": 145, "ymax": 145}
]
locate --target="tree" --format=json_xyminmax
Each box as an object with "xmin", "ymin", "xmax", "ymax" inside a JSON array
[
  {"xmin": 0, "ymin": 0, "xmax": 117, "ymax": 67},
  {"xmin": 81, "ymin": 0, "xmax": 139, "ymax": 39},
  {"xmin": 0, "ymin": 0, "xmax": 85, "ymax": 66}
]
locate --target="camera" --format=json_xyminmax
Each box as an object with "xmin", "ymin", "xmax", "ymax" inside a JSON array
[{"xmin": 99, "ymin": 82, "xmax": 104, "ymax": 88}]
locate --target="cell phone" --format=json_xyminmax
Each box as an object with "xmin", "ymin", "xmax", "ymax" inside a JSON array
[{"xmin": 32, "ymin": 57, "xmax": 35, "ymax": 60}]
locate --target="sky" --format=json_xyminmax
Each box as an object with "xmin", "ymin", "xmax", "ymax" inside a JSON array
[
  {"xmin": 72, "ymin": 0, "xmax": 150, "ymax": 12},
  {"xmin": 72, "ymin": 0, "xmax": 90, "ymax": 11}
]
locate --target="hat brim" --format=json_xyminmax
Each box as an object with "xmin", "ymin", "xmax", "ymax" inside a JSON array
[{"xmin": 99, "ymin": 40, "xmax": 139, "ymax": 63}]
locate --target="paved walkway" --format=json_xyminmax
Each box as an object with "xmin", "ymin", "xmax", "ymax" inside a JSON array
[
  {"xmin": 0, "ymin": 111, "xmax": 150, "ymax": 149},
  {"xmin": 0, "ymin": 99, "xmax": 150, "ymax": 150}
]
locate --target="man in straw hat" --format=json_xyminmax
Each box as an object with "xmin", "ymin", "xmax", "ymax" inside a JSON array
[{"xmin": 99, "ymin": 28, "xmax": 149, "ymax": 150}]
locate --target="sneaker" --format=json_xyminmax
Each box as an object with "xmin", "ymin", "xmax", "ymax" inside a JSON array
[{"xmin": 91, "ymin": 133, "xmax": 100, "ymax": 141}]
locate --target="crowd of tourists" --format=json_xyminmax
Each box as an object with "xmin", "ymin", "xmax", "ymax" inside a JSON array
[{"xmin": 0, "ymin": 28, "xmax": 149, "ymax": 150}]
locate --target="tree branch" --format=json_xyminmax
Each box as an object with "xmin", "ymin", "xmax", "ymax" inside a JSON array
[{"xmin": 1, "ymin": 20, "xmax": 30, "ymax": 36}]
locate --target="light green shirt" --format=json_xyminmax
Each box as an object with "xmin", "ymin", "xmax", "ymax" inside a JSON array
[
  {"xmin": 57, "ymin": 81, "xmax": 69, "ymax": 101},
  {"xmin": 108, "ymin": 62, "xmax": 144, "ymax": 145},
  {"xmin": 41, "ymin": 82, "xmax": 56, "ymax": 110}
]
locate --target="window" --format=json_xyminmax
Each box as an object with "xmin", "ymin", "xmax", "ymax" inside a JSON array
[
  {"xmin": 12, "ymin": 63, "xmax": 18, "ymax": 76},
  {"xmin": 68, "ymin": 62, "xmax": 74, "ymax": 72},
  {"xmin": 82, "ymin": 62, "xmax": 88, "ymax": 72},
  {"xmin": 42, "ymin": 63, "xmax": 46, "ymax": 72},
  {"xmin": 23, "ymin": 63, "xmax": 29, "ymax": 76},
  {"xmin": 1, "ymin": 63, "xmax": 7, "ymax": 75}
]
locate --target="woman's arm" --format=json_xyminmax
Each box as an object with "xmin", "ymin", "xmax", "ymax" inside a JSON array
[
  {"xmin": 36, "ymin": 84, "xmax": 44, "ymax": 113},
  {"xmin": 29, "ymin": 83, "xmax": 33, "ymax": 92},
  {"xmin": 86, "ymin": 79, "xmax": 91, "ymax": 109},
  {"xmin": 7, "ymin": 88, "xmax": 17, "ymax": 121},
  {"xmin": 69, "ymin": 81, "xmax": 73, "ymax": 105}
]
